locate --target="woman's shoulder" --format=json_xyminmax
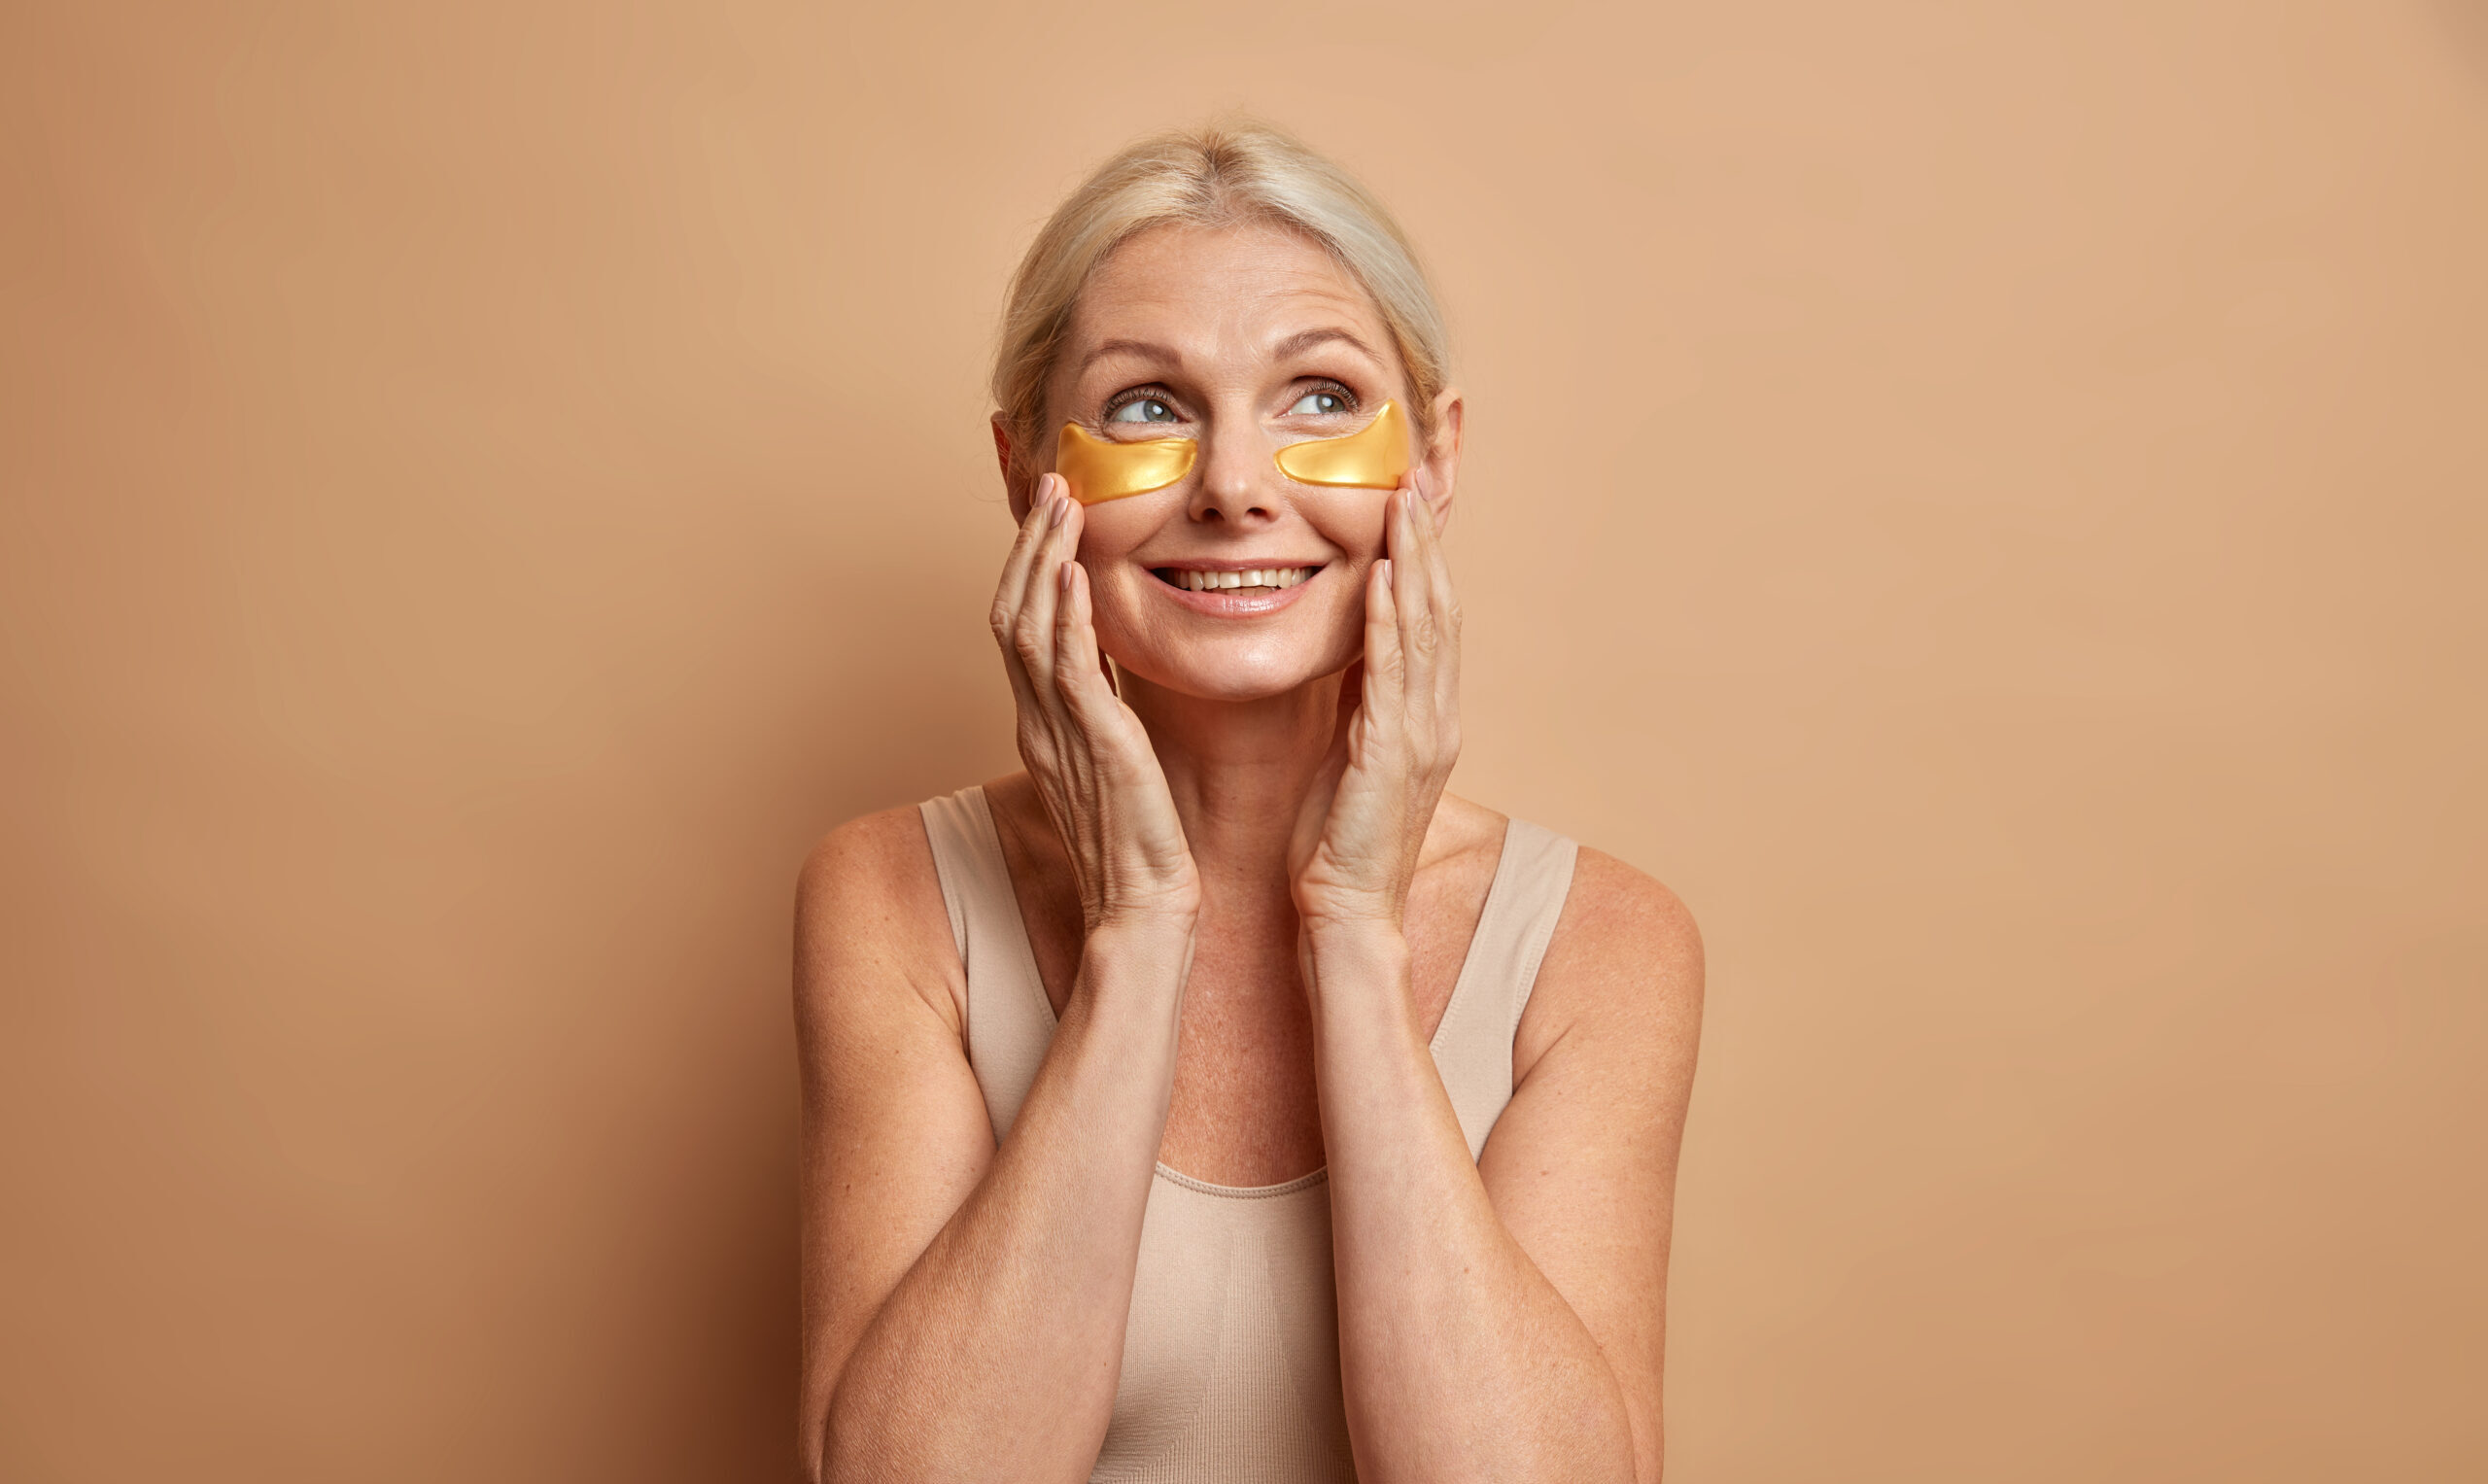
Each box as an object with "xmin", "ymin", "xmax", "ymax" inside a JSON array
[
  {"xmin": 1503, "ymin": 817, "xmax": 1705, "ymax": 1078},
  {"xmin": 796, "ymin": 774, "xmax": 1030, "ymax": 906},
  {"xmin": 794, "ymin": 798, "xmax": 966, "ymax": 1038},
  {"xmin": 1557, "ymin": 846, "xmax": 1701, "ymax": 966},
  {"xmin": 798, "ymin": 802, "xmax": 941, "ymax": 912},
  {"xmin": 1439, "ymin": 793, "xmax": 1699, "ymax": 942}
]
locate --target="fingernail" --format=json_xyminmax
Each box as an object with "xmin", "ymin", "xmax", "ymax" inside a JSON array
[{"xmin": 1059, "ymin": 560, "xmax": 1075, "ymax": 591}]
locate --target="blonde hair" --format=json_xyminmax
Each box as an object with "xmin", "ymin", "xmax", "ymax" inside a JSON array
[{"xmin": 991, "ymin": 121, "xmax": 1449, "ymax": 488}]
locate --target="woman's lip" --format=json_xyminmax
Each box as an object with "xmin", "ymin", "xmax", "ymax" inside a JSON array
[{"xmin": 1149, "ymin": 565, "xmax": 1322, "ymax": 617}]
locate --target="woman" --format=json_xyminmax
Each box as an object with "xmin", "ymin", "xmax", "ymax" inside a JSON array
[{"xmin": 796, "ymin": 123, "xmax": 1704, "ymax": 1483}]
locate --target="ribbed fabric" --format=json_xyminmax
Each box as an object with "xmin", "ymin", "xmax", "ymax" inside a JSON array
[{"xmin": 917, "ymin": 785, "xmax": 1579, "ymax": 1483}]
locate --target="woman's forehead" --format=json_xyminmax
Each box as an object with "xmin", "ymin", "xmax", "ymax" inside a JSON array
[{"xmin": 1067, "ymin": 224, "xmax": 1388, "ymax": 368}]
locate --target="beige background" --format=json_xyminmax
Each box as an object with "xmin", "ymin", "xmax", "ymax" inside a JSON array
[{"xmin": 6, "ymin": 1, "xmax": 2485, "ymax": 1478}]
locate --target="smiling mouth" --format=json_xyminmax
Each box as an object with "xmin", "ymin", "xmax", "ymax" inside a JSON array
[{"xmin": 1152, "ymin": 566, "xmax": 1322, "ymax": 593}]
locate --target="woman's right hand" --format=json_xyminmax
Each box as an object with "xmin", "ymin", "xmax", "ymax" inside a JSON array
[{"xmin": 990, "ymin": 475, "xmax": 1200, "ymax": 934}]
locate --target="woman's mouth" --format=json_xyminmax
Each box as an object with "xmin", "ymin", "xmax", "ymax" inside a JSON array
[{"xmin": 1152, "ymin": 565, "xmax": 1321, "ymax": 593}]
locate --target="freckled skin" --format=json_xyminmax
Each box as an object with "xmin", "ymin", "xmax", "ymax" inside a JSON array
[{"xmin": 798, "ymin": 220, "xmax": 1703, "ymax": 1484}]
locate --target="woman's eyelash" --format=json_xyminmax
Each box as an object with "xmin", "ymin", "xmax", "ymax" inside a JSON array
[
  {"xmin": 1098, "ymin": 380, "xmax": 1360, "ymax": 421},
  {"xmin": 1101, "ymin": 386, "xmax": 1180, "ymax": 420}
]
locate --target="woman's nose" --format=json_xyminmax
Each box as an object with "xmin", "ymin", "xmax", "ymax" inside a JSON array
[{"xmin": 1188, "ymin": 428, "xmax": 1280, "ymax": 526}]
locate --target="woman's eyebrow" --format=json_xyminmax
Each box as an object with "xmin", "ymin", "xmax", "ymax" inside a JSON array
[
  {"xmin": 1077, "ymin": 338, "xmax": 1183, "ymax": 377},
  {"xmin": 1074, "ymin": 328, "xmax": 1383, "ymax": 381},
  {"xmin": 1269, "ymin": 327, "xmax": 1384, "ymax": 367}
]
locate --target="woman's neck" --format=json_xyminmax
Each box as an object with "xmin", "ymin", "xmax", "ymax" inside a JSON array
[{"xmin": 1118, "ymin": 667, "xmax": 1340, "ymax": 892}]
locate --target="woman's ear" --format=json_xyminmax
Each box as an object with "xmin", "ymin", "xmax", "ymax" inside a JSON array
[
  {"xmin": 1420, "ymin": 387, "xmax": 1464, "ymax": 534},
  {"xmin": 992, "ymin": 413, "xmax": 1032, "ymax": 520}
]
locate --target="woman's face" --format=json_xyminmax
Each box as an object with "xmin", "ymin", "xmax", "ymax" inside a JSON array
[{"xmin": 1010, "ymin": 223, "xmax": 1461, "ymax": 704}]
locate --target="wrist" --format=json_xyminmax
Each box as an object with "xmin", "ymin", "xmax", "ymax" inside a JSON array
[
  {"xmin": 1299, "ymin": 922, "xmax": 1412, "ymax": 1002},
  {"xmin": 1092, "ymin": 871, "xmax": 1203, "ymax": 935},
  {"xmin": 1292, "ymin": 879, "xmax": 1403, "ymax": 935},
  {"xmin": 1074, "ymin": 913, "xmax": 1198, "ymax": 1024},
  {"xmin": 1086, "ymin": 907, "xmax": 1200, "ymax": 955},
  {"xmin": 1300, "ymin": 916, "xmax": 1409, "ymax": 959}
]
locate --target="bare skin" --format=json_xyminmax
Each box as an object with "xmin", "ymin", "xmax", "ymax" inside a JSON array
[{"xmin": 794, "ymin": 223, "xmax": 1705, "ymax": 1484}]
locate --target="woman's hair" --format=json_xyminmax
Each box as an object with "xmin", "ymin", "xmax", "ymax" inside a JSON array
[{"xmin": 991, "ymin": 121, "xmax": 1449, "ymax": 488}]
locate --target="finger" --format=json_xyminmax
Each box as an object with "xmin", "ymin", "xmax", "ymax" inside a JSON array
[
  {"xmin": 1363, "ymin": 555, "xmax": 1403, "ymax": 739},
  {"xmin": 1391, "ymin": 486, "xmax": 1429, "ymax": 626},
  {"xmin": 1043, "ymin": 561, "xmax": 1105, "ymax": 813},
  {"xmin": 1034, "ymin": 498, "xmax": 1106, "ymax": 772},
  {"xmin": 990, "ymin": 475, "xmax": 1059, "ymax": 715},
  {"xmin": 1391, "ymin": 489, "xmax": 1436, "ymax": 717},
  {"xmin": 1011, "ymin": 481, "xmax": 1075, "ymax": 706},
  {"xmin": 992, "ymin": 472, "xmax": 1056, "ymax": 638},
  {"xmin": 1410, "ymin": 475, "xmax": 1462, "ymax": 730},
  {"xmin": 1411, "ymin": 470, "xmax": 1457, "ymax": 636},
  {"xmin": 1053, "ymin": 557, "xmax": 1118, "ymax": 729},
  {"xmin": 1391, "ymin": 484, "xmax": 1454, "ymax": 773}
]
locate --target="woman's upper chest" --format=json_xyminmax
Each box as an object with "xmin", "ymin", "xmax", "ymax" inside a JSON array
[{"xmin": 986, "ymin": 777, "xmax": 1507, "ymax": 1042}]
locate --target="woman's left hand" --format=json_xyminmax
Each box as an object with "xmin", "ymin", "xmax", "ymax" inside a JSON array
[{"xmin": 1289, "ymin": 477, "xmax": 1462, "ymax": 939}]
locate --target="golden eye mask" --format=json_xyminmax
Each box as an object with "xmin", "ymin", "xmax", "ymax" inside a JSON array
[
  {"xmin": 1054, "ymin": 401, "xmax": 1412, "ymax": 504},
  {"xmin": 1054, "ymin": 421, "xmax": 1196, "ymax": 504},
  {"xmin": 1273, "ymin": 399, "xmax": 1411, "ymax": 490}
]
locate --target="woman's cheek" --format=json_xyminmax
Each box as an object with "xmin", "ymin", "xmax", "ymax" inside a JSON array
[
  {"xmin": 1305, "ymin": 490, "xmax": 1392, "ymax": 561},
  {"xmin": 1083, "ymin": 567, "xmax": 1168, "ymax": 665}
]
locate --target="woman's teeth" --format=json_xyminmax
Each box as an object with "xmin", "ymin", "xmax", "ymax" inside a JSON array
[{"xmin": 1167, "ymin": 567, "xmax": 1315, "ymax": 592}]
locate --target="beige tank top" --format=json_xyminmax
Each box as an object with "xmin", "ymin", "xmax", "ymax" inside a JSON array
[{"xmin": 918, "ymin": 785, "xmax": 1579, "ymax": 1483}]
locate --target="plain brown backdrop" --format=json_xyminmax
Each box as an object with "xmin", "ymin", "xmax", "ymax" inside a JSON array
[{"xmin": 6, "ymin": 1, "xmax": 2484, "ymax": 1478}]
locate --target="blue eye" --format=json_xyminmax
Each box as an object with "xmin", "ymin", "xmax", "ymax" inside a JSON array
[
  {"xmin": 1288, "ymin": 391, "xmax": 1351, "ymax": 416},
  {"xmin": 1108, "ymin": 397, "xmax": 1179, "ymax": 425}
]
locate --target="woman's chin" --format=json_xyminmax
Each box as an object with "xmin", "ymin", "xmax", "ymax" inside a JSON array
[{"xmin": 1109, "ymin": 641, "xmax": 1353, "ymax": 705}]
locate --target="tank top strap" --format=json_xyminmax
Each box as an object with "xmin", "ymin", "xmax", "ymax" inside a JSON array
[
  {"xmin": 917, "ymin": 784, "xmax": 1056, "ymax": 1144},
  {"xmin": 1428, "ymin": 817, "xmax": 1580, "ymax": 1159}
]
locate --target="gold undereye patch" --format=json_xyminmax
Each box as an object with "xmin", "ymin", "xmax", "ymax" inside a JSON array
[
  {"xmin": 1054, "ymin": 401, "xmax": 1412, "ymax": 504},
  {"xmin": 1054, "ymin": 421, "xmax": 1196, "ymax": 504},
  {"xmin": 1272, "ymin": 400, "xmax": 1411, "ymax": 490}
]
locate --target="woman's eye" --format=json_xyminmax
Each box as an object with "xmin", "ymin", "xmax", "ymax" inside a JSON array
[
  {"xmin": 1108, "ymin": 397, "xmax": 1179, "ymax": 425},
  {"xmin": 1288, "ymin": 391, "xmax": 1352, "ymax": 416}
]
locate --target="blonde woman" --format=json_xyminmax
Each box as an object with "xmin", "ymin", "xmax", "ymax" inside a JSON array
[{"xmin": 796, "ymin": 123, "xmax": 1704, "ymax": 1483}]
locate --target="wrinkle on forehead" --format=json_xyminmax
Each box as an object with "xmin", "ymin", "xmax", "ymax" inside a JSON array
[{"xmin": 1062, "ymin": 223, "xmax": 1394, "ymax": 387}]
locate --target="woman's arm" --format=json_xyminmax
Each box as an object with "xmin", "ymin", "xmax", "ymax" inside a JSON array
[
  {"xmin": 798, "ymin": 480, "xmax": 1202, "ymax": 1482},
  {"xmin": 1292, "ymin": 487, "xmax": 1703, "ymax": 1482},
  {"xmin": 796, "ymin": 819, "xmax": 1193, "ymax": 1483},
  {"xmin": 1310, "ymin": 855, "xmax": 1702, "ymax": 1484}
]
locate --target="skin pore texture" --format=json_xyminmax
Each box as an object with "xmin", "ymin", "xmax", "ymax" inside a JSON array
[{"xmin": 794, "ymin": 222, "xmax": 1705, "ymax": 1484}]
